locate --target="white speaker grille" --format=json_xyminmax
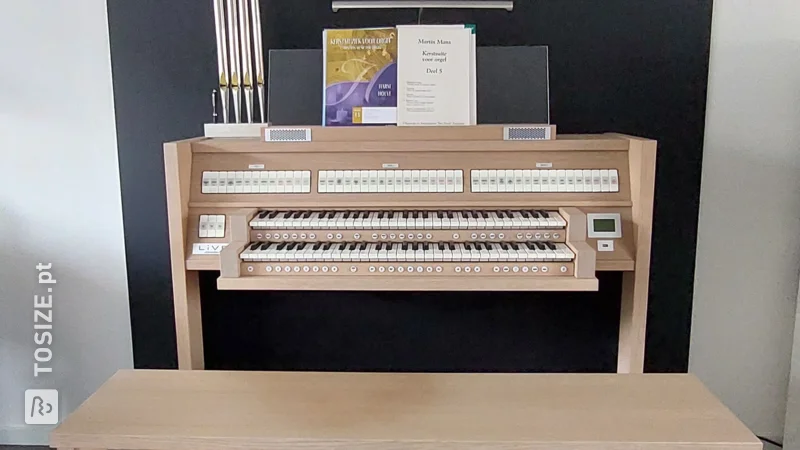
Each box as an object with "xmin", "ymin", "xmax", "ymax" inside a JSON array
[
  {"xmin": 265, "ymin": 128, "xmax": 312, "ymax": 142},
  {"xmin": 504, "ymin": 126, "xmax": 551, "ymax": 141}
]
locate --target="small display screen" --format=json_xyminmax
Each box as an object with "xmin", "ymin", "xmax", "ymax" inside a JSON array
[{"xmin": 593, "ymin": 218, "xmax": 617, "ymax": 233}]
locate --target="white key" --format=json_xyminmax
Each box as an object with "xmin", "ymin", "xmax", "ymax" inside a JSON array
[
  {"xmin": 511, "ymin": 212, "xmax": 524, "ymax": 228},
  {"xmin": 556, "ymin": 170, "xmax": 567, "ymax": 192},
  {"xmin": 432, "ymin": 212, "xmax": 443, "ymax": 229},
  {"xmin": 561, "ymin": 244, "xmax": 575, "ymax": 260},
  {"xmin": 343, "ymin": 170, "xmax": 353, "ymax": 193},
  {"xmin": 600, "ymin": 169, "xmax": 611, "ymax": 192},
  {"xmin": 214, "ymin": 215, "xmax": 225, "ymax": 237},
  {"xmin": 419, "ymin": 170, "xmax": 430, "ymax": 193},
  {"xmin": 545, "ymin": 213, "xmax": 559, "ymax": 228},
  {"xmin": 443, "ymin": 245, "xmax": 453, "ymax": 261},
  {"xmin": 199, "ymin": 215, "xmax": 209, "ymax": 238},
  {"xmin": 414, "ymin": 212, "xmax": 424, "ymax": 228},
  {"xmin": 552, "ymin": 212, "xmax": 567, "ymax": 227},
  {"xmin": 344, "ymin": 211, "xmax": 355, "ymax": 229},
  {"xmin": 610, "ymin": 169, "xmax": 620, "ymax": 193},
  {"xmin": 424, "ymin": 245, "xmax": 434, "ymax": 262},
  {"xmin": 433, "ymin": 244, "xmax": 443, "ymax": 261},
  {"xmin": 478, "ymin": 245, "xmax": 490, "ymax": 262},
  {"xmin": 201, "ymin": 172, "xmax": 213, "ymax": 194},
  {"xmin": 467, "ymin": 212, "xmax": 479, "ymax": 229},
  {"xmin": 380, "ymin": 212, "xmax": 390, "ymax": 229},
  {"xmin": 388, "ymin": 244, "xmax": 399, "ymax": 261},
  {"xmin": 441, "ymin": 212, "xmax": 451, "ymax": 229},
  {"xmin": 423, "ymin": 212, "xmax": 433, "ymax": 228},
  {"xmin": 488, "ymin": 244, "xmax": 500, "ymax": 261}
]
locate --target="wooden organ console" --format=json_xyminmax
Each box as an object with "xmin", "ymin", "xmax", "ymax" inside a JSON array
[{"xmin": 165, "ymin": 125, "xmax": 656, "ymax": 373}]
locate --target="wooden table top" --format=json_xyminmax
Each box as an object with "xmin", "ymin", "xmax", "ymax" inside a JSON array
[{"xmin": 51, "ymin": 370, "xmax": 760, "ymax": 450}]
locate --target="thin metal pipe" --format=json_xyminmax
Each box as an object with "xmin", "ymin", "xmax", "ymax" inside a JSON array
[
  {"xmin": 250, "ymin": 0, "xmax": 266, "ymax": 123},
  {"xmin": 226, "ymin": 0, "xmax": 242, "ymax": 123},
  {"xmin": 238, "ymin": 0, "xmax": 254, "ymax": 123},
  {"xmin": 212, "ymin": 0, "xmax": 229, "ymax": 123}
]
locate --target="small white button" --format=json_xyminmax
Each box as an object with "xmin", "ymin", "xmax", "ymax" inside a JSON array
[
  {"xmin": 372, "ymin": 233, "xmax": 378, "ymax": 239},
  {"xmin": 455, "ymin": 266, "xmax": 462, "ymax": 273},
  {"xmin": 322, "ymin": 266, "xmax": 329, "ymax": 273},
  {"xmin": 257, "ymin": 233, "xmax": 263, "ymax": 239},
  {"xmin": 265, "ymin": 266, "xmax": 272, "ymax": 273},
  {"xmin": 471, "ymin": 233, "xmax": 478, "ymax": 239},
  {"xmin": 293, "ymin": 266, "xmax": 300, "ymax": 272},
  {"xmin": 381, "ymin": 233, "xmax": 387, "ymax": 239},
  {"xmin": 453, "ymin": 233, "xmax": 460, "ymax": 239},
  {"xmin": 561, "ymin": 265, "xmax": 568, "ymax": 273},
  {"xmin": 526, "ymin": 233, "xmax": 532, "ymax": 239},
  {"xmin": 369, "ymin": 266, "xmax": 376, "ymax": 273},
  {"xmin": 502, "ymin": 266, "xmax": 510, "ymax": 273},
  {"xmin": 426, "ymin": 233, "xmax": 432, "ymax": 239},
  {"xmin": 336, "ymin": 233, "xmax": 343, "ymax": 239},
  {"xmin": 464, "ymin": 266, "xmax": 471, "ymax": 273},
  {"xmin": 531, "ymin": 266, "xmax": 539, "ymax": 273},
  {"xmin": 489, "ymin": 233, "xmax": 496, "ymax": 239},
  {"xmin": 541, "ymin": 266, "xmax": 549, "ymax": 273},
  {"xmin": 435, "ymin": 266, "xmax": 443, "ymax": 273},
  {"xmin": 354, "ymin": 233, "xmax": 361, "ymax": 239},
  {"xmin": 417, "ymin": 266, "xmax": 424, "ymax": 273},
  {"xmin": 480, "ymin": 233, "xmax": 487, "ymax": 239},
  {"xmin": 285, "ymin": 266, "xmax": 292, "ymax": 273},
  {"xmin": 388, "ymin": 266, "xmax": 396, "ymax": 273},
  {"xmin": 291, "ymin": 233, "xmax": 298, "ymax": 239},
  {"xmin": 398, "ymin": 266, "xmax": 405, "ymax": 273},
  {"xmin": 498, "ymin": 233, "xmax": 505, "ymax": 239},
  {"xmin": 313, "ymin": 266, "xmax": 319, "ymax": 272},
  {"xmin": 516, "ymin": 233, "xmax": 523, "ymax": 239},
  {"xmin": 522, "ymin": 266, "xmax": 529, "ymax": 273},
  {"xmin": 535, "ymin": 233, "xmax": 542, "ymax": 239},
  {"xmin": 310, "ymin": 234, "xmax": 316, "ymax": 239},
  {"xmin": 331, "ymin": 266, "xmax": 339, "ymax": 273},
  {"xmin": 408, "ymin": 266, "xmax": 415, "ymax": 273},
  {"xmin": 300, "ymin": 233, "xmax": 307, "ymax": 239},
  {"xmin": 265, "ymin": 233, "xmax": 272, "ymax": 239},
  {"xmin": 303, "ymin": 266, "xmax": 310, "ymax": 272},
  {"xmin": 282, "ymin": 234, "xmax": 289, "ymax": 239},
  {"xmin": 544, "ymin": 233, "xmax": 551, "ymax": 239},
  {"xmin": 327, "ymin": 233, "xmax": 334, "ymax": 239},
  {"xmin": 493, "ymin": 266, "xmax": 500, "ymax": 273},
  {"xmin": 247, "ymin": 266, "xmax": 254, "ymax": 273},
  {"xmin": 379, "ymin": 266, "xmax": 386, "ymax": 273},
  {"xmin": 417, "ymin": 233, "xmax": 423, "ymax": 239},
  {"xmin": 399, "ymin": 234, "xmax": 405, "ymax": 239},
  {"xmin": 426, "ymin": 266, "xmax": 433, "ymax": 273},
  {"xmin": 275, "ymin": 266, "xmax": 282, "ymax": 273},
  {"xmin": 390, "ymin": 233, "xmax": 396, "ymax": 239},
  {"xmin": 553, "ymin": 233, "xmax": 560, "ymax": 239},
  {"xmin": 351, "ymin": 266, "xmax": 358, "ymax": 273},
  {"xmin": 474, "ymin": 266, "xmax": 481, "ymax": 273},
  {"xmin": 512, "ymin": 266, "xmax": 519, "ymax": 273}
]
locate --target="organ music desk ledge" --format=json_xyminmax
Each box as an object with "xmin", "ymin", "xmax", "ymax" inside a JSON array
[{"xmin": 51, "ymin": 370, "xmax": 761, "ymax": 450}]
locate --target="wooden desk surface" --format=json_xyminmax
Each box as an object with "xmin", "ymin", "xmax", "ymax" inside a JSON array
[{"xmin": 51, "ymin": 370, "xmax": 760, "ymax": 450}]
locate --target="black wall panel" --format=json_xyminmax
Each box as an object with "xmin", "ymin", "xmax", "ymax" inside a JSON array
[{"xmin": 107, "ymin": 0, "xmax": 712, "ymax": 372}]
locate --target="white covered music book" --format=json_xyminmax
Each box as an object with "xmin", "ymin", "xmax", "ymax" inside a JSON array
[{"xmin": 396, "ymin": 25, "xmax": 476, "ymax": 126}]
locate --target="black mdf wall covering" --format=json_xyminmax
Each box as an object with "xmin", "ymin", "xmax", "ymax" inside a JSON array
[{"xmin": 107, "ymin": 0, "xmax": 712, "ymax": 372}]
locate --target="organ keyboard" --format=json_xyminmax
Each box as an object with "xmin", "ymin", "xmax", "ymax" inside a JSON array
[{"xmin": 165, "ymin": 124, "xmax": 656, "ymax": 373}]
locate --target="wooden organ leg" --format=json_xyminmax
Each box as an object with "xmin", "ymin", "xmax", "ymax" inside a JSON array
[
  {"xmin": 615, "ymin": 135, "xmax": 657, "ymax": 374},
  {"xmin": 165, "ymin": 139, "xmax": 205, "ymax": 369}
]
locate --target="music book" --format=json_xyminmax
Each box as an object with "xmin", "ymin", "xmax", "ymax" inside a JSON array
[
  {"xmin": 322, "ymin": 28, "xmax": 398, "ymax": 126},
  {"xmin": 396, "ymin": 25, "xmax": 476, "ymax": 126}
]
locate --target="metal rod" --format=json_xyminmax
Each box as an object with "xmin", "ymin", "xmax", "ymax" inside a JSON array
[
  {"xmin": 226, "ymin": 0, "xmax": 242, "ymax": 123},
  {"xmin": 250, "ymin": 0, "xmax": 266, "ymax": 123},
  {"xmin": 212, "ymin": 89, "xmax": 218, "ymax": 122},
  {"xmin": 332, "ymin": 0, "xmax": 513, "ymax": 11},
  {"xmin": 212, "ymin": 0, "xmax": 230, "ymax": 123},
  {"xmin": 238, "ymin": 0, "xmax": 254, "ymax": 124}
]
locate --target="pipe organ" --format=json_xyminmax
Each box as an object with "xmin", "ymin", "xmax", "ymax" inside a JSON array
[{"xmin": 165, "ymin": 124, "xmax": 656, "ymax": 372}]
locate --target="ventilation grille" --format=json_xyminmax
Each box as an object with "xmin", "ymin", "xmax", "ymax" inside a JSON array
[
  {"xmin": 265, "ymin": 128, "xmax": 312, "ymax": 142},
  {"xmin": 504, "ymin": 126, "xmax": 551, "ymax": 141}
]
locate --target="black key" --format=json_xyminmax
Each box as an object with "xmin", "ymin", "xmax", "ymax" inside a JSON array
[
  {"xmin": 259, "ymin": 243, "xmax": 271, "ymax": 250},
  {"xmin": 520, "ymin": 210, "xmax": 532, "ymax": 219},
  {"xmin": 313, "ymin": 242, "xmax": 322, "ymax": 250},
  {"xmin": 438, "ymin": 243, "xmax": 445, "ymax": 251},
  {"xmin": 249, "ymin": 242, "xmax": 261, "ymax": 250},
  {"xmin": 461, "ymin": 211, "xmax": 469, "ymax": 218},
  {"xmin": 528, "ymin": 210, "xmax": 541, "ymax": 219},
  {"xmin": 402, "ymin": 242, "xmax": 409, "ymax": 251},
  {"xmin": 449, "ymin": 243, "xmax": 456, "ymax": 251},
  {"xmin": 480, "ymin": 211, "xmax": 490, "ymax": 219},
  {"xmin": 539, "ymin": 210, "xmax": 550, "ymax": 218},
  {"xmin": 546, "ymin": 242, "xmax": 556, "ymax": 250},
  {"xmin": 257, "ymin": 211, "xmax": 269, "ymax": 219},
  {"xmin": 277, "ymin": 242, "xmax": 288, "ymax": 250},
  {"xmin": 423, "ymin": 243, "xmax": 430, "ymax": 251},
  {"xmin": 287, "ymin": 242, "xmax": 298, "ymax": 251},
  {"xmin": 525, "ymin": 242, "xmax": 536, "ymax": 250},
  {"xmin": 512, "ymin": 243, "xmax": 522, "ymax": 250},
  {"xmin": 360, "ymin": 243, "xmax": 368, "ymax": 251},
  {"xmin": 500, "ymin": 242, "xmax": 510, "ymax": 251},
  {"xmin": 349, "ymin": 243, "xmax": 358, "ymax": 251},
  {"xmin": 268, "ymin": 211, "xmax": 280, "ymax": 219},
  {"xmin": 536, "ymin": 242, "xmax": 546, "ymax": 250}
]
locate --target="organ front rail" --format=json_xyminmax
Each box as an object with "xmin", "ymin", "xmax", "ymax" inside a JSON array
[{"xmin": 165, "ymin": 125, "xmax": 656, "ymax": 372}]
